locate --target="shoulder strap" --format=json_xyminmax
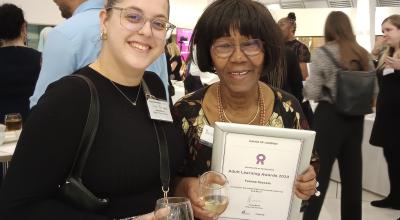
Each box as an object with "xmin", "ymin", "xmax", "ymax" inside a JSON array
[
  {"xmin": 142, "ymin": 79, "xmax": 170, "ymax": 195},
  {"xmin": 67, "ymin": 74, "xmax": 100, "ymax": 178},
  {"xmin": 321, "ymin": 47, "xmax": 342, "ymax": 69}
]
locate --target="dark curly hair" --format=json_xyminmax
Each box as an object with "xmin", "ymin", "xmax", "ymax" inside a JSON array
[{"xmin": 0, "ymin": 3, "xmax": 26, "ymax": 40}]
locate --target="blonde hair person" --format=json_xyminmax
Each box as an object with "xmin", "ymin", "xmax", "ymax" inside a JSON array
[
  {"xmin": 166, "ymin": 40, "xmax": 183, "ymax": 80},
  {"xmin": 369, "ymin": 14, "xmax": 400, "ymax": 211},
  {"xmin": 303, "ymin": 11, "xmax": 374, "ymax": 220},
  {"xmin": 0, "ymin": 0, "xmax": 186, "ymax": 219}
]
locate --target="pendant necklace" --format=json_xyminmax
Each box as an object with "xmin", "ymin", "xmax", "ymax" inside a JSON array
[{"xmin": 109, "ymin": 80, "xmax": 142, "ymax": 106}]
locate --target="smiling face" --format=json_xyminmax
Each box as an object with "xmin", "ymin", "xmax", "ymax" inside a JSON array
[
  {"xmin": 382, "ymin": 21, "xmax": 400, "ymax": 48},
  {"xmin": 100, "ymin": 0, "xmax": 168, "ymax": 73},
  {"xmin": 210, "ymin": 30, "xmax": 264, "ymax": 94}
]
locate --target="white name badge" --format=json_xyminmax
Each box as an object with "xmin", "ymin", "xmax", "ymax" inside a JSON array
[
  {"xmin": 383, "ymin": 68, "xmax": 395, "ymax": 76},
  {"xmin": 146, "ymin": 98, "xmax": 173, "ymax": 122},
  {"xmin": 199, "ymin": 125, "xmax": 214, "ymax": 147}
]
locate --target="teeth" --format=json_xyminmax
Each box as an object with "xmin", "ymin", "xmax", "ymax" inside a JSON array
[
  {"xmin": 130, "ymin": 42, "xmax": 149, "ymax": 51},
  {"xmin": 231, "ymin": 71, "xmax": 248, "ymax": 75}
]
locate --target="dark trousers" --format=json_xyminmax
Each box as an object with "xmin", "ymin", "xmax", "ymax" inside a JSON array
[
  {"xmin": 383, "ymin": 146, "xmax": 400, "ymax": 203},
  {"xmin": 303, "ymin": 102, "xmax": 363, "ymax": 220}
]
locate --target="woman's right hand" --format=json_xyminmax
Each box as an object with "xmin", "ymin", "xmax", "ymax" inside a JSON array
[{"xmin": 176, "ymin": 177, "xmax": 218, "ymax": 220}]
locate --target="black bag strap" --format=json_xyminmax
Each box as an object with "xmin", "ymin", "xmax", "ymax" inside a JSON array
[
  {"xmin": 141, "ymin": 80, "xmax": 170, "ymax": 195},
  {"xmin": 321, "ymin": 47, "xmax": 342, "ymax": 69},
  {"xmin": 67, "ymin": 74, "xmax": 99, "ymax": 178}
]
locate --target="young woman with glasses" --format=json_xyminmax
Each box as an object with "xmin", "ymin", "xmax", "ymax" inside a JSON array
[
  {"xmin": 172, "ymin": 0, "xmax": 319, "ymax": 219},
  {"xmin": 0, "ymin": 0, "xmax": 185, "ymax": 219}
]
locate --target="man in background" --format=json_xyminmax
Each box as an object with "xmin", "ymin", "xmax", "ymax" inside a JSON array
[{"xmin": 30, "ymin": 0, "xmax": 169, "ymax": 107}]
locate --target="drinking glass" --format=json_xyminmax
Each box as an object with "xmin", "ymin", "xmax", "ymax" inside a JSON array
[
  {"xmin": 154, "ymin": 197, "xmax": 194, "ymax": 220},
  {"xmin": 199, "ymin": 171, "xmax": 229, "ymax": 215},
  {"xmin": 4, "ymin": 113, "xmax": 22, "ymax": 131}
]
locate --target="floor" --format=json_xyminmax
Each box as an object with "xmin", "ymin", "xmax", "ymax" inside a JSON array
[{"xmin": 314, "ymin": 180, "xmax": 400, "ymax": 220}]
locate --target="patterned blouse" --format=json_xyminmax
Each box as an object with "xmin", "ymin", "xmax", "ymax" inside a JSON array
[
  {"xmin": 172, "ymin": 84, "xmax": 318, "ymax": 177},
  {"xmin": 286, "ymin": 39, "xmax": 311, "ymax": 63}
]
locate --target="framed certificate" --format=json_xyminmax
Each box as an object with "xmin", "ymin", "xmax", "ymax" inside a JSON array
[{"xmin": 212, "ymin": 122, "xmax": 315, "ymax": 220}]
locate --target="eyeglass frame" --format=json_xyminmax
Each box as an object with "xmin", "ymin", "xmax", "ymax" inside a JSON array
[
  {"xmin": 211, "ymin": 39, "xmax": 265, "ymax": 59},
  {"xmin": 106, "ymin": 6, "xmax": 176, "ymax": 39}
]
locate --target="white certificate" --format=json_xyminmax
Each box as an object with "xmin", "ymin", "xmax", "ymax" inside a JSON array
[{"xmin": 211, "ymin": 122, "xmax": 315, "ymax": 220}]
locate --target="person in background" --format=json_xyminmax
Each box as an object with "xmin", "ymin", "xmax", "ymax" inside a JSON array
[
  {"xmin": 278, "ymin": 12, "xmax": 311, "ymax": 80},
  {"xmin": 166, "ymin": 39, "xmax": 183, "ymax": 81},
  {"xmin": 30, "ymin": 0, "xmax": 171, "ymax": 108},
  {"xmin": 0, "ymin": 3, "xmax": 41, "ymax": 186},
  {"xmin": 37, "ymin": 26, "xmax": 53, "ymax": 52},
  {"xmin": 369, "ymin": 14, "xmax": 400, "ymax": 211},
  {"xmin": 303, "ymin": 11, "xmax": 374, "ymax": 220},
  {"xmin": 172, "ymin": 1, "xmax": 319, "ymax": 219},
  {"xmin": 0, "ymin": 0, "xmax": 185, "ymax": 219},
  {"xmin": 0, "ymin": 3, "xmax": 41, "ymax": 123}
]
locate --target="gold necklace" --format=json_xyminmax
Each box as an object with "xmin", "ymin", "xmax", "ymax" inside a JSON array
[{"xmin": 217, "ymin": 83, "xmax": 266, "ymax": 125}]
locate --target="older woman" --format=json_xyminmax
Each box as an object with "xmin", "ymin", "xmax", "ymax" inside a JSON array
[
  {"xmin": 0, "ymin": 0, "xmax": 184, "ymax": 219},
  {"xmin": 173, "ymin": 0, "xmax": 318, "ymax": 219}
]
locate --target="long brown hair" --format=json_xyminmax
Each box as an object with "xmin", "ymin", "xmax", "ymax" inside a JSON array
[
  {"xmin": 378, "ymin": 14, "xmax": 400, "ymax": 69},
  {"xmin": 324, "ymin": 11, "xmax": 370, "ymax": 71}
]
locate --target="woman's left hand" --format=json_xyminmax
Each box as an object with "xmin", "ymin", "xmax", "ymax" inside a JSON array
[
  {"xmin": 384, "ymin": 56, "xmax": 400, "ymax": 70},
  {"xmin": 294, "ymin": 165, "xmax": 318, "ymax": 200}
]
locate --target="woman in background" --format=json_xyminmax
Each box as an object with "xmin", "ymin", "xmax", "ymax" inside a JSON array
[
  {"xmin": 166, "ymin": 40, "xmax": 183, "ymax": 81},
  {"xmin": 369, "ymin": 14, "xmax": 400, "ymax": 211},
  {"xmin": 278, "ymin": 12, "xmax": 310, "ymax": 80},
  {"xmin": 303, "ymin": 11, "xmax": 374, "ymax": 220},
  {"xmin": 0, "ymin": 3, "xmax": 41, "ymax": 123}
]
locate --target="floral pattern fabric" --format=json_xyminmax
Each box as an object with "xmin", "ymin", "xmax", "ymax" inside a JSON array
[{"xmin": 172, "ymin": 84, "xmax": 316, "ymax": 177}]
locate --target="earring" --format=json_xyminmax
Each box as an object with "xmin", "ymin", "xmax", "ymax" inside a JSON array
[{"xmin": 100, "ymin": 31, "xmax": 108, "ymax": 40}]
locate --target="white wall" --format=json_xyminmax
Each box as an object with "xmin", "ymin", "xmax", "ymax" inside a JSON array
[
  {"xmin": 1, "ymin": 0, "xmax": 208, "ymax": 28},
  {"xmin": 0, "ymin": 0, "xmax": 64, "ymax": 25},
  {"xmin": 375, "ymin": 7, "xmax": 400, "ymax": 35},
  {"xmin": 270, "ymin": 8, "xmax": 355, "ymax": 36},
  {"xmin": 170, "ymin": 0, "xmax": 208, "ymax": 30},
  {"xmin": 2, "ymin": 0, "xmax": 399, "ymax": 37}
]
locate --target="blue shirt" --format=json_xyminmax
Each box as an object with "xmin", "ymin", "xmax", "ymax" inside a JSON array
[{"xmin": 30, "ymin": 0, "xmax": 169, "ymax": 107}]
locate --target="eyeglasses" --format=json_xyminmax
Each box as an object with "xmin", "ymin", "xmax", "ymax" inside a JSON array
[
  {"xmin": 106, "ymin": 7, "xmax": 176, "ymax": 40},
  {"xmin": 211, "ymin": 39, "xmax": 264, "ymax": 58}
]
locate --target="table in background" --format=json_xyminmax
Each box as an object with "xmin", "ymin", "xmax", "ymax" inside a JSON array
[{"xmin": 0, "ymin": 141, "xmax": 17, "ymax": 177}]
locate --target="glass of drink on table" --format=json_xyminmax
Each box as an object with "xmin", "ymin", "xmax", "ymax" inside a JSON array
[
  {"xmin": 4, "ymin": 113, "xmax": 22, "ymax": 131},
  {"xmin": 199, "ymin": 171, "xmax": 229, "ymax": 215}
]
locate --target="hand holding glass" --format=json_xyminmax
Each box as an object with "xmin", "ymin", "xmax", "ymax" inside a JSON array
[
  {"xmin": 154, "ymin": 197, "xmax": 194, "ymax": 220},
  {"xmin": 199, "ymin": 171, "xmax": 229, "ymax": 215}
]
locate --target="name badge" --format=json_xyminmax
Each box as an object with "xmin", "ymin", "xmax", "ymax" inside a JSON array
[
  {"xmin": 146, "ymin": 98, "xmax": 173, "ymax": 122},
  {"xmin": 199, "ymin": 125, "xmax": 214, "ymax": 147},
  {"xmin": 383, "ymin": 68, "xmax": 395, "ymax": 76}
]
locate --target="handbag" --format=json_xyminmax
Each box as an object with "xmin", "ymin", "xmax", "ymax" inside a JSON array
[
  {"xmin": 58, "ymin": 74, "xmax": 109, "ymax": 211},
  {"xmin": 321, "ymin": 47, "xmax": 376, "ymax": 116}
]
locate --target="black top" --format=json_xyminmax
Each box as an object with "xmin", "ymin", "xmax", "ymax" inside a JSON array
[
  {"xmin": 0, "ymin": 46, "xmax": 41, "ymax": 122},
  {"xmin": 166, "ymin": 52, "xmax": 183, "ymax": 81},
  {"xmin": 370, "ymin": 69, "xmax": 400, "ymax": 148},
  {"xmin": 0, "ymin": 66, "xmax": 185, "ymax": 219},
  {"xmin": 282, "ymin": 48, "xmax": 304, "ymax": 102},
  {"xmin": 286, "ymin": 39, "xmax": 311, "ymax": 63}
]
